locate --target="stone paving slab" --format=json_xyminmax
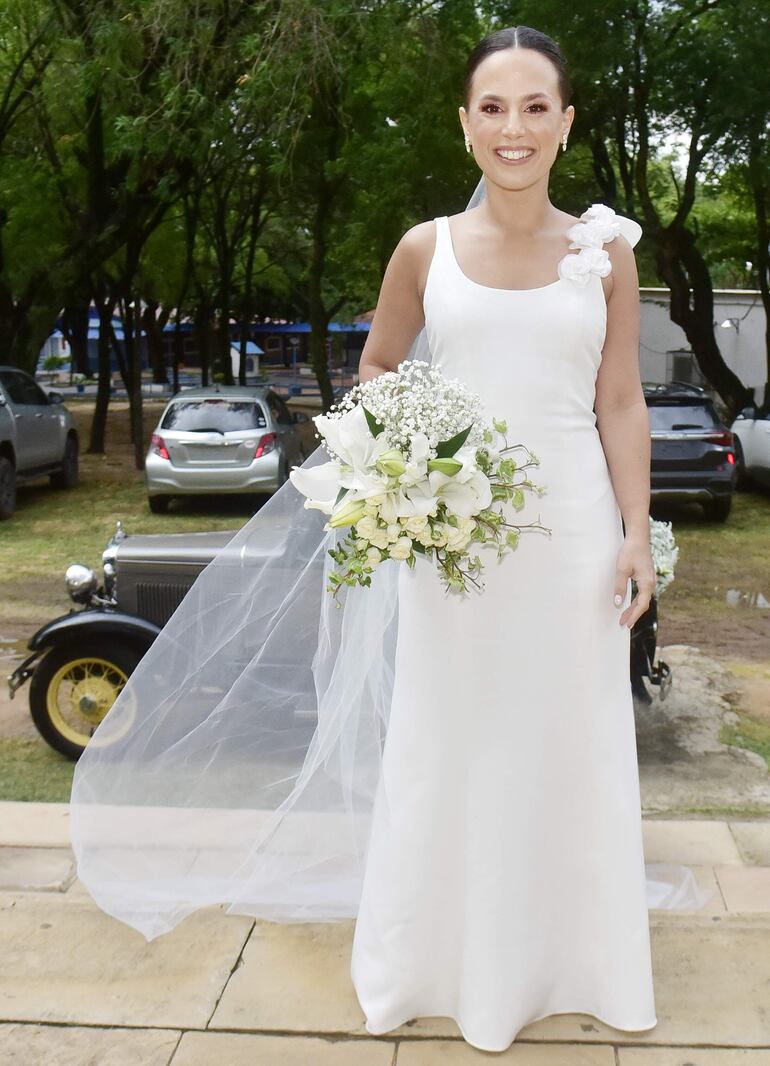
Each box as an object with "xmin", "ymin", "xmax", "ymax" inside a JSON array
[
  {"xmin": 0, "ymin": 847, "xmax": 75, "ymax": 892},
  {"xmin": 729, "ymin": 820, "xmax": 770, "ymax": 865},
  {"xmin": 0, "ymin": 1023, "xmax": 180, "ymax": 1066},
  {"xmin": 0, "ymin": 801, "xmax": 70, "ymax": 848},
  {"xmin": 617, "ymin": 1050, "xmax": 770, "ymax": 1064},
  {"xmin": 642, "ymin": 820, "xmax": 744, "ymax": 865},
  {"xmin": 172, "ymin": 1032, "xmax": 394, "ymax": 1065},
  {"xmin": 395, "ymin": 1042, "xmax": 615, "ymax": 1063},
  {"xmin": 0, "ymin": 801, "xmax": 71, "ymax": 847},
  {"xmin": 0, "ymin": 893, "xmax": 252, "ymax": 1029},
  {"xmin": 638, "ymin": 912, "xmax": 770, "ymax": 1047},
  {"xmin": 209, "ymin": 919, "xmax": 366, "ymax": 1034},
  {"xmin": 713, "ymin": 864, "xmax": 770, "ymax": 912}
]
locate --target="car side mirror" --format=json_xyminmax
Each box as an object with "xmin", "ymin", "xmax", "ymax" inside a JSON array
[
  {"xmin": 292, "ymin": 411, "xmax": 309, "ymax": 423},
  {"xmin": 47, "ymin": 391, "xmax": 64, "ymax": 404}
]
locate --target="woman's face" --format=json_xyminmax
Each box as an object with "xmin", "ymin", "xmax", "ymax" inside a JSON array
[{"xmin": 459, "ymin": 47, "xmax": 574, "ymax": 188}]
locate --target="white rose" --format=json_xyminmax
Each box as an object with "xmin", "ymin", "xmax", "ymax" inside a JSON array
[
  {"xmin": 386, "ymin": 523, "xmax": 402, "ymax": 542},
  {"xmin": 365, "ymin": 546, "xmax": 382, "ymax": 566},
  {"xmin": 416, "ymin": 529, "xmax": 435, "ymax": 548},
  {"xmin": 355, "ymin": 515, "xmax": 379, "ymax": 540},
  {"xmin": 389, "ymin": 536, "xmax": 414, "ymax": 561},
  {"xmin": 368, "ymin": 529, "xmax": 390, "ymax": 550},
  {"xmin": 446, "ymin": 529, "xmax": 471, "ymax": 552},
  {"xmin": 405, "ymin": 515, "xmax": 429, "ymax": 535}
]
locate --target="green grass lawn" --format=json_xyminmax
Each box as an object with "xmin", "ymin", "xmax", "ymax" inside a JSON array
[{"xmin": 0, "ymin": 739, "xmax": 76, "ymax": 802}]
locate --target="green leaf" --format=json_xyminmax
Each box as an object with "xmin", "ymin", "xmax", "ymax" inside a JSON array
[
  {"xmin": 435, "ymin": 424, "xmax": 471, "ymax": 458},
  {"xmin": 362, "ymin": 405, "xmax": 385, "ymax": 437}
]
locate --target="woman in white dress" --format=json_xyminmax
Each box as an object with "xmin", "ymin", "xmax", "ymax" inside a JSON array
[
  {"xmin": 69, "ymin": 22, "xmax": 711, "ymax": 1055},
  {"xmin": 348, "ymin": 24, "xmax": 665, "ymax": 1051}
]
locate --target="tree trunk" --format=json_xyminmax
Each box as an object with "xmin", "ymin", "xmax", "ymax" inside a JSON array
[
  {"xmin": 142, "ymin": 300, "xmax": 170, "ymax": 385},
  {"xmin": 656, "ymin": 228, "xmax": 755, "ymax": 417},
  {"xmin": 88, "ymin": 295, "xmax": 114, "ymax": 454}
]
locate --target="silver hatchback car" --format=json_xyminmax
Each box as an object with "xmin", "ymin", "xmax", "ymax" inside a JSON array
[{"xmin": 145, "ymin": 385, "xmax": 309, "ymax": 513}]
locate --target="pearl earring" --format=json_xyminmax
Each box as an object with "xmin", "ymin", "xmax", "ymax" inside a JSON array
[
  {"xmin": 464, "ymin": 135, "xmax": 471, "ymax": 153},
  {"xmin": 561, "ymin": 133, "xmax": 568, "ymax": 152}
]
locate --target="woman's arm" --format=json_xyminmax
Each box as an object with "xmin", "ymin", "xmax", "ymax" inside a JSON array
[
  {"xmin": 594, "ymin": 235, "xmax": 656, "ymax": 629},
  {"xmin": 357, "ymin": 222, "xmax": 433, "ymax": 383}
]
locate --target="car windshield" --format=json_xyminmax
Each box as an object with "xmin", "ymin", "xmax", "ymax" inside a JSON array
[
  {"xmin": 647, "ymin": 402, "xmax": 719, "ymax": 431},
  {"xmin": 160, "ymin": 399, "xmax": 267, "ymax": 432}
]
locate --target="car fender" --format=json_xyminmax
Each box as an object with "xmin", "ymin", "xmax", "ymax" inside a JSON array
[{"xmin": 28, "ymin": 609, "xmax": 161, "ymax": 654}]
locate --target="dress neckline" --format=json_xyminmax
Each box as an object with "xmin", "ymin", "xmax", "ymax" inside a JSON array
[{"xmin": 441, "ymin": 213, "xmax": 579, "ymax": 295}]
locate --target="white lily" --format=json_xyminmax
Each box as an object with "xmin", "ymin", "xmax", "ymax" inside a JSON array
[
  {"xmin": 314, "ymin": 403, "xmax": 392, "ymax": 472},
  {"xmin": 398, "ymin": 432, "xmax": 431, "ymax": 486},
  {"xmin": 289, "ymin": 460, "xmax": 342, "ymax": 515},
  {"xmin": 400, "ymin": 469, "xmax": 492, "ymax": 518}
]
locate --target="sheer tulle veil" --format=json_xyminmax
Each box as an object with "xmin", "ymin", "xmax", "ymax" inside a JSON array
[{"xmin": 69, "ymin": 174, "xmax": 712, "ymax": 941}]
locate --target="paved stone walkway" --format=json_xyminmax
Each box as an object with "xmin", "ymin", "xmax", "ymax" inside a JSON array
[{"xmin": 1, "ymin": 802, "xmax": 769, "ymax": 1064}]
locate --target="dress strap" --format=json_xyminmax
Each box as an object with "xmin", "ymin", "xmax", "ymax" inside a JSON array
[{"xmin": 433, "ymin": 215, "xmax": 450, "ymax": 257}]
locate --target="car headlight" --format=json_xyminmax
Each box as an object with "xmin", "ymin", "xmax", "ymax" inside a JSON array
[{"xmin": 65, "ymin": 563, "xmax": 98, "ymax": 604}]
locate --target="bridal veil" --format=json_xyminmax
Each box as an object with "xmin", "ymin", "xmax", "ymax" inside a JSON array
[{"xmin": 69, "ymin": 176, "xmax": 712, "ymax": 940}]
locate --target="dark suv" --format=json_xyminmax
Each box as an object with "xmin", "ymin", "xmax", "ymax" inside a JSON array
[{"xmin": 644, "ymin": 381, "xmax": 737, "ymax": 522}]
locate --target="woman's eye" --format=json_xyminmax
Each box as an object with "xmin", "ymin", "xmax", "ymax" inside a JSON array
[{"xmin": 480, "ymin": 103, "xmax": 547, "ymax": 114}]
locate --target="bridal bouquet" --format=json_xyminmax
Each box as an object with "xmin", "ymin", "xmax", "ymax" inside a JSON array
[
  {"xmin": 629, "ymin": 517, "xmax": 679, "ymax": 602},
  {"xmin": 648, "ymin": 516, "xmax": 679, "ymax": 597},
  {"xmin": 289, "ymin": 360, "xmax": 551, "ymax": 603}
]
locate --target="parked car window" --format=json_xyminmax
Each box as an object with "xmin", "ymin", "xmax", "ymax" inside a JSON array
[
  {"xmin": 647, "ymin": 403, "xmax": 719, "ymax": 432},
  {"xmin": 267, "ymin": 392, "xmax": 293, "ymax": 426},
  {"xmin": 0, "ymin": 370, "xmax": 33, "ymax": 405},
  {"xmin": 160, "ymin": 399, "xmax": 267, "ymax": 432},
  {"xmin": 20, "ymin": 375, "xmax": 50, "ymax": 405}
]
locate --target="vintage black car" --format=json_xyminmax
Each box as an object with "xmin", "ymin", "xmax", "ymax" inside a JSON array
[{"xmin": 8, "ymin": 521, "xmax": 671, "ymax": 758}]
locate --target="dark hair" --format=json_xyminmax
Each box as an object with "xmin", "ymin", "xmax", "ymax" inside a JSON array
[{"xmin": 464, "ymin": 26, "xmax": 572, "ymax": 111}]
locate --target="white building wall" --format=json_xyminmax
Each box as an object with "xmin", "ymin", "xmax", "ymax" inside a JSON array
[{"xmin": 640, "ymin": 289, "xmax": 766, "ymax": 401}]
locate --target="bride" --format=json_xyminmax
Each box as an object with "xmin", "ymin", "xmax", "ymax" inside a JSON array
[{"xmin": 70, "ymin": 22, "xmax": 712, "ymax": 1054}]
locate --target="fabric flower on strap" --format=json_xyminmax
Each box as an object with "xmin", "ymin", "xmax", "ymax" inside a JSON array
[
  {"xmin": 568, "ymin": 203, "xmax": 621, "ymax": 248},
  {"xmin": 558, "ymin": 245, "xmax": 613, "ymax": 286},
  {"xmin": 557, "ymin": 203, "xmax": 622, "ymax": 287}
]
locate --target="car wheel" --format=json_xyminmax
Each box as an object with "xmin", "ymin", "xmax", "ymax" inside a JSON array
[
  {"xmin": 0, "ymin": 455, "xmax": 16, "ymax": 519},
  {"xmin": 50, "ymin": 435, "xmax": 79, "ymax": 489},
  {"xmin": 703, "ymin": 495, "xmax": 732, "ymax": 522},
  {"xmin": 148, "ymin": 494, "xmax": 171, "ymax": 514},
  {"xmin": 29, "ymin": 640, "xmax": 143, "ymax": 760}
]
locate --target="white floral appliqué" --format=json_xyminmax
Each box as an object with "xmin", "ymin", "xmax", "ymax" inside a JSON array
[{"xmin": 557, "ymin": 203, "xmax": 621, "ymax": 287}]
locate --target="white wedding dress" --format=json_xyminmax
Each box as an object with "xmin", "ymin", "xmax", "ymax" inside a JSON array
[{"xmin": 350, "ymin": 207, "xmax": 664, "ymax": 1051}]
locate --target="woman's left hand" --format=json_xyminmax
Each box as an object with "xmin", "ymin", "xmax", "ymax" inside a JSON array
[{"xmin": 613, "ymin": 532, "xmax": 656, "ymax": 629}]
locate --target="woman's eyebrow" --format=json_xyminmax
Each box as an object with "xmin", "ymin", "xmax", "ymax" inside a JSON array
[{"xmin": 478, "ymin": 92, "xmax": 552, "ymax": 103}]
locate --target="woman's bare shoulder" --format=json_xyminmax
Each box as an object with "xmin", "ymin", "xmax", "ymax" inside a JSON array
[{"xmin": 393, "ymin": 219, "xmax": 439, "ymax": 301}]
